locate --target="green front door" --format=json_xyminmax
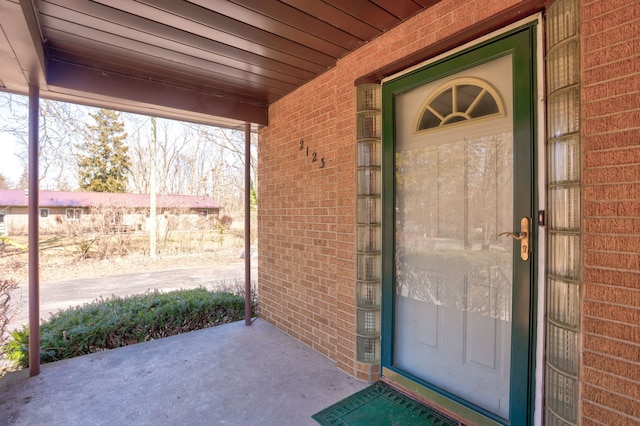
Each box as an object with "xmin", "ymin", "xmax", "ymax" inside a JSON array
[{"xmin": 381, "ymin": 25, "xmax": 537, "ymax": 425}]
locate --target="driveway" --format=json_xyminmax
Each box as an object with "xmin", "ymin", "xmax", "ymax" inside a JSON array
[{"xmin": 8, "ymin": 262, "xmax": 257, "ymax": 330}]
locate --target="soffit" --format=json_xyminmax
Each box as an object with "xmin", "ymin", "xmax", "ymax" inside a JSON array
[{"xmin": 0, "ymin": 0, "xmax": 439, "ymax": 129}]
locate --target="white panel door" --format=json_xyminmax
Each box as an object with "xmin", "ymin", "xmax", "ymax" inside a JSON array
[{"xmin": 393, "ymin": 55, "xmax": 514, "ymax": 419}]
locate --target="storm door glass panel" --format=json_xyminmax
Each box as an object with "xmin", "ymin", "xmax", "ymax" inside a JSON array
[{"xmin": 393, "ymin": 55, "xmax": 514, "ymax": 419}]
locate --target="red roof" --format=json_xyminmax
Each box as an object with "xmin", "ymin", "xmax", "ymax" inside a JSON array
[{"xmin": 0, "ymin": 190, "xmax": 223, "ymax": 209}]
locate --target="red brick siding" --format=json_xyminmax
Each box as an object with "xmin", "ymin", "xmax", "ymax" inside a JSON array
[
  {"xmin": 582, "ymin": 0, "xmax": 640, "ymax": 423},
  {"xmin": 259, "ymin": 0, "xmax": 640, "ymax": 419},
  {"xmin": 258, "ymin": 0, "xmax": 527, "ymax": 380}
]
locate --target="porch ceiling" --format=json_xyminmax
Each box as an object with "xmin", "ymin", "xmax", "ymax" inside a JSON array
[{"xmin": 0, "ymin": 0, "xmax": 439, "ymax": 129}]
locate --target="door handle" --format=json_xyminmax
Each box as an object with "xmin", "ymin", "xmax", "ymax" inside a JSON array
[
  {"xmin": 499, "ymin": 217, "xmax": 530, "ymax": 261},
  {"xmin": 498, "ymin": 231, "xmax": 527, "ymax": 241}
]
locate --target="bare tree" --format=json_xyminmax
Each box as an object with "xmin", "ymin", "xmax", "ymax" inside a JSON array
[
  {"xmin": 0, "ymin": 92, "xmax": 256, "ymax": 209},
  {"xmin": 125, "ymin": 113, "xmax": 152, "ymax": 194},
  {"xmin": 0, "ymin": 93, "xmax": 90, "ymax": 190},
  {"xmin": 157, "ymin": 120, "xmax": 193, "ymax": 194},
  {"xmin": 190, "ymin": 125, "xmax": 257, "ymax": 214},
  {"xmin": 125, "ymin": 117, "xmax": 252, "ymax": 214}
]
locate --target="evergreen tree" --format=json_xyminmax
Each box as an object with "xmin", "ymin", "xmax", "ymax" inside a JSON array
[{"xmin": 78, "ymin": 109, "xmax": 130, "ymax": 192}]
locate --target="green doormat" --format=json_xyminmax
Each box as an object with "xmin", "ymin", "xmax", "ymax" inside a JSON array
[{"xmin": 312, "ymin": 382, "xmax": 459, "ymax": 426}]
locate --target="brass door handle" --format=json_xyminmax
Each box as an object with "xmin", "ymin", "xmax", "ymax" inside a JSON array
[
  {"xmin": 498, "ymin": 231, "xmax": 527, "ymax": 240},
  {"xmin": 499, "ymin": 217, "xmax": 530, "ymax": 261}
]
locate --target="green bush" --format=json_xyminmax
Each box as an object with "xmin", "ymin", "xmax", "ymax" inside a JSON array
[
  {"xmin": 3, "ymin": 328, "xmax": 30, "ymax": 368},
  {"xmin": 3, "ymin": 288, "xmax": 249, "ymax": 368}
]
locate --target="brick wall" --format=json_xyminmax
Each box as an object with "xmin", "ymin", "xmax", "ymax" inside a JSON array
[
  {"xmin": 259, "ymin": 0, "xmax": 640, "ymax": 419},
  {"xmin": 582, "ymin": 0, "xmax": 640, "ymax": 424},
  {"xmin": 258, "ymin": 0, "xmax": 526, "ymax": 381}
]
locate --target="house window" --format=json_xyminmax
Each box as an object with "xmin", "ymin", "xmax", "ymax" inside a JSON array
[
  {"xmin": 198, "ymin": 209, "xmax": 208, "ymax": 217},
  {"xmin": 66, "ymin": 208, "xmax": 82, "ymax": 220},
  {"xmin": 415, "ymin": 77, "xmax": 505, "ymax": 132},
  {"xmin": 40, "ymin": 208, "xmax": 49, "ymax": 218},
  {"xmin": 107, "ymin": 211, "xmax": 123, "ymax": 225},
  {"xmin": 0, "ymin": 211, "xmax": 5, "ymax": 223}
]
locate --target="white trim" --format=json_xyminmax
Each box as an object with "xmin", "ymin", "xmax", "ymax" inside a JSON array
[
  {"xmin": 533, "ymin": 15, "xmax": 546, "ymax": 426},
  {"xmin": 383, "ymin": 14, "xmax": 543, "ymax": 84},
  {"xmin": 413, "ymin": 77, "xmax": 507, "ymax": 133}
]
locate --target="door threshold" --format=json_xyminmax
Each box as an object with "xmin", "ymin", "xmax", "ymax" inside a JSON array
[{"xmin": 382, "ymin": 368, "xmax": 503, "ymax": 426}]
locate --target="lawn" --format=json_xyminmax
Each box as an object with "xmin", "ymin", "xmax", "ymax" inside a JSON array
[{"xmin": 0, "ymin": 225, "xmax": 247, "ymax": 285}]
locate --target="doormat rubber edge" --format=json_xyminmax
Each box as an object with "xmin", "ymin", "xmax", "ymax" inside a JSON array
[{"xmin": 312, "ymin": 381, "xmax": 459, "ymax": 425}]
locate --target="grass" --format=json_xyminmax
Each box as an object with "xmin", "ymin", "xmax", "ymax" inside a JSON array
[
  {"xmin": 3, "ymin": 288, "xmax": 252, "ymax": 368},
  {"xmin": 4, "ymin": 228, "xmax": 245, "ymax": 258},
  {"xmin": 0, "ymin": 227, "xmax": 249, "ymax": 286}
]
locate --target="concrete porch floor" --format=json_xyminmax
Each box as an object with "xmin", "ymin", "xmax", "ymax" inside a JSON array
[{"xmin": 0, "ymin": 319, "xmax": 368, "ymax": 425}]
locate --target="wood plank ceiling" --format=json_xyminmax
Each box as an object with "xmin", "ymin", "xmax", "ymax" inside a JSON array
[{"xmin": 0, "ymin": 0, "xmax": 439, "ymax": 128}]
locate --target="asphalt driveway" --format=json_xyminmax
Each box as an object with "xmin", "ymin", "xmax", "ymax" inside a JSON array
[{"xmin": 8, "ymin": 262, "xmax": 257, "ymax": 330}]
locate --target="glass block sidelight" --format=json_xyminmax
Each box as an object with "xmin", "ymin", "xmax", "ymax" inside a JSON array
[
  {"xmin": 357, "ymin": 84, "xmax": 382, "ymax": 111},
  {"xmin": 546, "ymin": 0, "xmax": 579, "ymax": 49},
  {"xmin": 356, "ymin": 336, "xmax": 380, "ymax": 363},
  {"xmin": 546, "ymin": 367, "xmax": 579, "ymax": 424},
  {"xmin": 547, "ymin": 278, "xmax": 580, "ymax": 327},
  {"xmin": 357, "ymin": 112, "xmax": 381, "ymax": 139},
  {"xmin": 546, "ymin": 322, "xmax": 579, "ymax": 375},
  {"xmin": 356, "ymin": 168, "xmax": 381, "ymax": 196},
  {"xmin": 547, "ymin": 88, "xmax": 580, "ymax": 138},
  {"xmin": 357, "ymin": 224, "xmax": 382, "ymax": 252},
  {"xmin": 548, "ymin": 136, "xmax": 580, "ymax": 183},
  {"xmin": 356, "ymin": 196, "xmax": 381, "ymax": 224},
  {"xmin": 357, "ymin": 139, "xmax": 382, "ymax": 168},
  {"xmin": 357, "ymin": 280, "xmax": 381, "ymax": 308},
  {"xmin": 545, "ymin": 0, "xmax": 581, "ymax": 424},
  {"xmin": 546, "ymin": 40, "xmax": 579, "ymax": 93},
  {"xmin": 356, "ymin": 84, "xmax": 382, "ymax": 363},
  {"xmin": 548, "ymin": 186, "xmax": 580, "ymax": 230},
  {"xmin": 545, "ymin": 412, "xmax": 575, "ymax": 426},
  {"xmin": 356, "ymin": 308, "xmax": 381, "ymax": 336},
  {"xmin": 548, "ymin": 233, "xmax": 580, "ymax": 278},
  {"xmin": 357, "ymin": 253, "xmax": 381, "ymax": 281}
]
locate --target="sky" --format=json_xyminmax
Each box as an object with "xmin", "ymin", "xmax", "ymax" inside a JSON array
[
  {"xmin": 0, "ymin": 93, "xmax": 255, "ymax": 196},
  {"xmin": 0, "ymin": 132, "xmax": 22, "ymax": 184}
]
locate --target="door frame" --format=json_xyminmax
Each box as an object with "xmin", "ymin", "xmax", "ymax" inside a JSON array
[{"xmin": 380, "ymin": 21, "xmax": 540, "ymax": 426}]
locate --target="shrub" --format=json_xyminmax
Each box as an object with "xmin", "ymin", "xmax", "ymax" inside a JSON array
[
  {"xmin": 0, "ymin": 277, "xmax": 18, "ymax": 346},
  {"xmin": 3, "ymin": 288, "xmax": 250, "ymax": 368},
  {"xmin": 1, "ymin": 275, "xmax": 18, "ymax": 361},
  {"xmin": 0, "ymin": 276, "xmax": 19, "ymax": 376},
  {"xmin": 219, "ymin": 215, "xmax": 233, "ymax": 230},
  {"xmin": 3, "ymin": 328, "xmax": 29, "ymax": 368}
]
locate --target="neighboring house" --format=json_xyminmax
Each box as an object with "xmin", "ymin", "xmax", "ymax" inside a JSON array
[
  {"xmin": 0, "ymin": 209, "xmax": 6, "ymax": 237},
  {"xmin": 0, "ymin": 189, "xmax": 222, "ymax": 236}
]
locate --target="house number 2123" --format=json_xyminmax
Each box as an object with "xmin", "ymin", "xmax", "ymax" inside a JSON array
[{"xmin": 299, "ymin": 139, "xmax": 325, "ymax": 169}]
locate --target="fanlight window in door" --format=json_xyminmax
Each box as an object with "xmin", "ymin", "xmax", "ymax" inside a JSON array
[{"xmin": 415, "ymin": 77, "xmax": 505, "ymax": 131}]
